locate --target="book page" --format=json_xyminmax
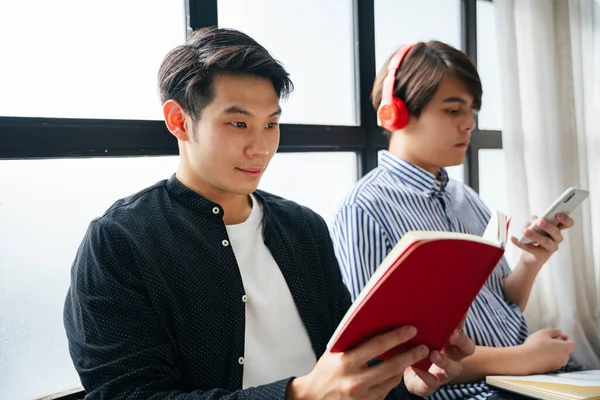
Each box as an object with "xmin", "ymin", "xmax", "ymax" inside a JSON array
[
  {"xmin": 511, "ymin": 382, "xmax": 600, "ymax": 400},
  {"xmin": 482, "ymin": 210, "xmax": 509, "ymax": 247},
  {"xmin": 491, "ymin": 370, "xmax": 600, "ymax": 387},
  {"xmin": 487, "ymin": 372, "xmax": 600, "ymax": 400},
  {"xmin": 553, "ymin": 370, "xmax": 600, "ymax": 382}
]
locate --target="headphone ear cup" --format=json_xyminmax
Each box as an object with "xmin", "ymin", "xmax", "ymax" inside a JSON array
[
  {"xmin": 392, "ymin": 98, "xmax": 409, "ymax": 130},
  {"xmin": 378, "ymin": 102, "xmax": 399, "ymax": 132}
]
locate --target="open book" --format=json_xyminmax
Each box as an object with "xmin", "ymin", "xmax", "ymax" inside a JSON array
[
  {"xmin": 486, "ymin": 370, "xmax": 600, "ymax": 400},
  {"xmin": 327, "ymin": 210, "xmax": 510, "ymax": 371}
]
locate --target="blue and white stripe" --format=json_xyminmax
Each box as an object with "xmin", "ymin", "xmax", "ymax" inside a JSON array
[{"xmin": 331, "ymin": 151, "xmax": 529, "ymax": 400}]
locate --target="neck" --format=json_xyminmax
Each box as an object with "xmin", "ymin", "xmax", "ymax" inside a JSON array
[
  {"xmin": 388, "ymin": 133, "xmax": 441, "ymax": 175},
  {"xmin": 176, "ymin": 168, "xmax": 253, "ymax": 225}
]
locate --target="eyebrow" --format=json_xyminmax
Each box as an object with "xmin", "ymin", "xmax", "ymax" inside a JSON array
[
  {"xmin": 223, "ymin": 105, "xmax": 282, "ymax": 118},
  {"xmin": 442, "ymin": 96, "xmax": 469, "ymax": 105}
]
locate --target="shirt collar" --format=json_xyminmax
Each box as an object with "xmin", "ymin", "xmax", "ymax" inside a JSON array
[
  {"xmin": 379, "ymin": 151, "xmax": 449, "ymax": 196},
  {"xmin": 166, "ymin": 174, "xmax": 232, "ymax": 218},
  {"xmin": 165, "ymin": 174, "xmax": 272, "ymax": 220}
]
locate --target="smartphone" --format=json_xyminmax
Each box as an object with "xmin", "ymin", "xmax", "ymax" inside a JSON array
[{"xmin": 518, "ymin": 187, "xmax": 589, "ymax": 244}]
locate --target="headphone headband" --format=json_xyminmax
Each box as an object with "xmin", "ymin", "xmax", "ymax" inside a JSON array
[{"xmin": 377, "ymin": 43, "xmax": 415, "ymax": 131}]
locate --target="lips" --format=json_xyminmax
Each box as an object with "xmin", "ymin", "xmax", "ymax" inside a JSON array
[
  {"xmin": 236, "ymin": 167, "xmax": 265, "ymax": 178},
  {"xmin": 237, "ymin": 167, "xmax": 264, "ymax": 173}
]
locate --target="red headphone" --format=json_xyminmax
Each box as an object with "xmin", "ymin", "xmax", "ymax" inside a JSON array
[{"xmin": 377, "ymin": 44, "xmax": 415, "ymax": 132}]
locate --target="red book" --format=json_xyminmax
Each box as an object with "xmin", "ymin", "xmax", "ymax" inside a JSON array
[{"xmin": 328, "ymin": 211, "xmax": 510, "ymax": 371}]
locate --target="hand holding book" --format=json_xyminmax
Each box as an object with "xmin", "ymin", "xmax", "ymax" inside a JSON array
[
  {"xmin": 289, "ymin": 323, "xmax": 476, "ymax": 400},
  {"xmin": 403, "ymin": 326, "xmax": 475, "ymax": 397},
  {"xmin": 288, "ymin": 326, "xmax": 429, "ymax": 399}
]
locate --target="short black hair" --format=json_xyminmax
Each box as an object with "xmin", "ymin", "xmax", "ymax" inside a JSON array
[{"xmin": 158, "ymin": 26, "xmax": 293, "ymax": 121}]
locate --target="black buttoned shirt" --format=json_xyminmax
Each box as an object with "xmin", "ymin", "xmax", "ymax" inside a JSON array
[{"xmin": 64, "ymin": 175, "xmax": 410, "ymax": 399}]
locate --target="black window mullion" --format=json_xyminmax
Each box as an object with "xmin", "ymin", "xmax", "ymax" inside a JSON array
[
  {"xmin": 462, "ymin": 0, "xmax": 478, "ymax": 188},
  {"xmin": 187, "ymin": 0, "xmax": 218, "ymax": 31},
  {"xmin": 356, "ymin": 0, "xmax": 382, "ymax": 177}
]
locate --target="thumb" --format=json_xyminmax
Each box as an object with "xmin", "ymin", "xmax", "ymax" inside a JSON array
[
  {"xmin": 545, "ymin": 329, "xmax": 563, "ymax": 339},
  {"xmin": 510, "ymin": 236, "xmax": 530, "ymax": 251}
]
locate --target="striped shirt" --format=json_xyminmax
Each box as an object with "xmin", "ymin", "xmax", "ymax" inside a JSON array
[{"xmin": 331, "ymin": 151, "xmax": 529, "ymax": 400}]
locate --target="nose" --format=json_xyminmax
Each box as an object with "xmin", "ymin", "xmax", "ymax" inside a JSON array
[
  {"xmin": 245, "ymin": 128, "xmax": 270, "ymax": 158},
  {"xmin": 463, "ymin": 112, "xmax": 476, "ymax": 132}
]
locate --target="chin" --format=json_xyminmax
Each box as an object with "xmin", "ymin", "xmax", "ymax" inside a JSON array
[
  {"xmin": 231, "ymin": 181, "xmax": 261, "ymax": 195},
  {"xmin": 230, "ymin": 186, "xmax": 258, "ymax": 196},
  {"xmin": 445, "ymin": 157, "xmax": 466, "ymax": 168}
]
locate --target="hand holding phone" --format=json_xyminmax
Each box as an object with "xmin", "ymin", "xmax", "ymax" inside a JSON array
[{"xmin": 517, "ymin": 187, "xmax": 589, "ymax": 245}]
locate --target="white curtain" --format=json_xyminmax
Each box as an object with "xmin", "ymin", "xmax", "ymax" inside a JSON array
[{"xmin": 494, "ymin": 0, "xmax": 600, "ymax": 368}]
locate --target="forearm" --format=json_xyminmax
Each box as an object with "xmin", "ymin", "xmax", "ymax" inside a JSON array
[
  {"xmin": 502, "ymin": 261, "xmax": 542, "ymax": 311},
  {"xmin": 449, "ymin": 345, "xmax": 528, "ymax": 384},
  {"xmin": 85, "ymin": 376, "xmax": 293, "ymax": 399}
]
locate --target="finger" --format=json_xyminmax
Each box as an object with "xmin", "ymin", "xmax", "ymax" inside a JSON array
[
  {"xmin": 510, "ymin": 235, "xmax": 543, "ymax": 253},
  {"xmin": 536, "ymin": 219, "xmax": 563, "ymax": 244},
  {"xmin": 522, "ymin": 229, "xmax": 558, "ymax": 252},
  {"xmin": 411, "ymin": 366, "xmax": 441, "ymax": 389},
  {"xmin": 428, "ymin": 350, "xmax": 463, "ymax": 382},
  {"xmin": 349, "ymin": 326, "xmax": 418, "ymax": 365},
  {"xmin": 446, "ymin": 330, "xmax": 475, "ymax": 359},
  {"xmin": 556, "ymin": 339, "xmax": 576, "ymax": 355},
  {"xmin": 545, "ymin": 329, "xmax": 564, "ymax": 339},
  {"xmin": 369, "ymin": 373, "xmax": 405, "ymax": 400},
  {"xmin": 361, "ymin": 344, "xmax": 429, "ymax": 386},
  {"xmin": 556, "ymin": 213, "xmax": 574, "ymax": 229},
  {"xmin": 564, "ymin": 339, "xmax": 577, "ymax": 352},
  {"xmin": 510, "ymin": 236, "xmax": 530, "ymax": 251}
]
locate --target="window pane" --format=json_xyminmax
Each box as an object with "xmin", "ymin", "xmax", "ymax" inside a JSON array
[
  {"xmin": 478, "ymin": 149, "xmax": 508, "ymax": 213},
  {"xmin": 477, "ymin": 0, "xmax": 503, "ymax": 130},
  {"xmin": 259, "ymin": 153, "xmax": 359, "ymax": 225},
  {"xmin": 0, "ymin": 1, "xmax": 186, "ymax": 120},
  {"xmin": 217, "ymin": 0, "xmax": 358, "ymax": 126},
  {"xmin": 446, "ymin": 164, "xmax": 465, "ymax": 184},
  {"xmin": 478, "ymin": 149, "xmax": 519, "ymax": 267},
  {"xmin": 0, "ymin": 157, "xmax": 179, "ymax": 400},
  {"xmin": 374, "ymin": 0, "xmax": 461, "ymax": 71}
]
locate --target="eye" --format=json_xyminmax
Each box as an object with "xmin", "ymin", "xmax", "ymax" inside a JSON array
[
  {"xmin": 445, "ymin": 109, "xmax": 460, "ymax": 115},
  {"xmin": 230, "ymin": 122, "xmax": 247, "ymax": 128},
  {"xmin": 266, "ymin": 122, "xmax": 279, "ymax": 129}
]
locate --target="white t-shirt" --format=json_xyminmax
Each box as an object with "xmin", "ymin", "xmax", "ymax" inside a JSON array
[{"xmin": 225, "ymin": 195, "xmax": 317, "ymax": 389}]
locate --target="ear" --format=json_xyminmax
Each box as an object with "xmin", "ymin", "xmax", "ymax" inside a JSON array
[{"xmin": 163, "ymin": 100, "xmax": 191, "ymax": 141}]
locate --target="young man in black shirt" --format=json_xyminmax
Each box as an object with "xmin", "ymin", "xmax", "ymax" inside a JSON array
[{"xmin": 63, "ymin": 27, "xmax": 475, "ymax": 400}]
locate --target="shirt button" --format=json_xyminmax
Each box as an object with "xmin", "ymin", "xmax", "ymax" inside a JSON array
[
  {"xmin": 212, "ymin": 207, "xmax": 220, "ymax": 214},
  {"xmin": 222, "ymin": 239, "xmax": 229, "ymax": 247},
  {"xmin": 242, "ymin": 295, "xmax": 248, "ymax": 303},
  {"xmin": 238, "ymin": 357, "xmax": 244, "ymax": 365}
]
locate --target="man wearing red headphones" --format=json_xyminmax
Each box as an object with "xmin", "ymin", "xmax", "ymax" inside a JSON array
[{"xmin": 332, "ymin": 42, "xmax": 577, "ymax": 400}]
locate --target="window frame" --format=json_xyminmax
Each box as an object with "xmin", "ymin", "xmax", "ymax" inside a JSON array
[
  {"xmin": 463, "ymin": 0, "xmax": 503, "ymax": 193},
  {"xmin": 0, "ymin": 1, "xmax": 501, "ymax": 181}
]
